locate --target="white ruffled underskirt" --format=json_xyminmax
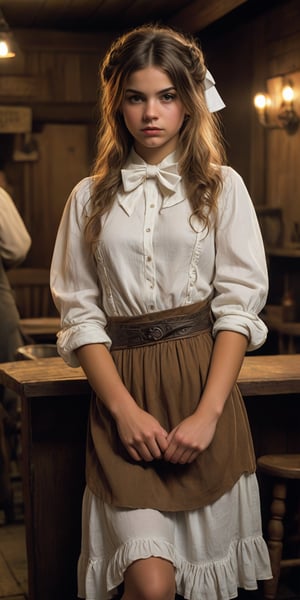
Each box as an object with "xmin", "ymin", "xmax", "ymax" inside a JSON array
[{"xmin": 77, "ymin": 473, "xmax": 272, "ymax": 600}]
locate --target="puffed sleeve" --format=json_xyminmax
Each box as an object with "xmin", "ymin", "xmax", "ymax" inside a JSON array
[
  {"xmin": 211, "ymin": 167, "xmax": 268, "ymax": 351},
  {"xmin": 50, "ymin": 178, "xmax": 111, "ymax": 367}
]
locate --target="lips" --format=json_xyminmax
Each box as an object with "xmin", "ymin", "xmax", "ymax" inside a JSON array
[{"xmin": 141, "ymin": 127, "xmax": 162, "ymax": 134}]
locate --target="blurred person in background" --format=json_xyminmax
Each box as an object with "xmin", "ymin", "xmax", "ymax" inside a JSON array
[{"xmin": 0, "ymin": 168, "xmax": 31, "ymax": 522}]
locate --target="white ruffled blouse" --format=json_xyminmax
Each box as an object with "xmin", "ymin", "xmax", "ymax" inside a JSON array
[{"xmin": 50, "ymin": 149, "xmax": 268, "ymax": 367}]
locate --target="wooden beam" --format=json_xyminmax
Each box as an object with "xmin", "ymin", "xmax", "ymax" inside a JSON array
[
  {"xmin": 15, "ymin": 28, "xmax": 116, "ymax": 53},
  {"xmin": 167, "ymin": 0, "xmax": 248, "ymax": 32}
]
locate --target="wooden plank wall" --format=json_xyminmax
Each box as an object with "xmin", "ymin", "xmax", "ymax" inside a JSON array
[
  {"xmin": 264, "ymin": 2, "xmax": 300, "ymax": 245},
  {"xmin": 202, "ymin": 0, "xmax": 300, "ymax": 242},
  {"xmin": 0, "ymin": 29, "xmax": 116, "ymax": 267}
]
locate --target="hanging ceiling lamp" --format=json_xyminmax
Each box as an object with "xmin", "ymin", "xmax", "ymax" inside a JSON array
[{"xmin": 0, "ymin": 8, "xmax": 17, "ymax": 59}]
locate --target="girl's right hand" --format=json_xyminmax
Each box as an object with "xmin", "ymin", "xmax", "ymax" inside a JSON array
[
  {"xmin": 115, "ymin": 403, "xmax": 169, "ymax": 462},
  {"xmin": 75, "ymin": 344, "xmax": 169, "ymax": 461}
]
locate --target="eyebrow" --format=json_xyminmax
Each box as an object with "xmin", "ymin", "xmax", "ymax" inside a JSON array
[{"xmin": 124, "ymin": 86, "xmax": 176, "ymax": 94}]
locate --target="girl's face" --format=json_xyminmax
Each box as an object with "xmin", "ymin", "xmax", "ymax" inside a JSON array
[{"xmin": 121, "ymin": 66, "xmax": 186, "ymax": 164}]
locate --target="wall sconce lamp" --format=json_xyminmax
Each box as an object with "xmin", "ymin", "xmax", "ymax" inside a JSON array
[
  {"xmin": 0, "ymin": 8, "xmax": 17, "ymax": 59},
  {"xmin": 254, "ymin": 76, "xmax": 299, "ymax": 134}
]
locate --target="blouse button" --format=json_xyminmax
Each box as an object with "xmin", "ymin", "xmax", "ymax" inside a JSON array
[
  {"xmin": 146, "ymin": 227, "xmax": 151, "ymax": 232},
  {"xmin": 147, "ymin": 256, "xmax": 152, "ymax": 262}
]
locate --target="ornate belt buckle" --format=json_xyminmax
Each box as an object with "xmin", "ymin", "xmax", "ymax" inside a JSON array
[{"xmin": 148, "ymin": 325, "xmax": 164, "ymax": 341}]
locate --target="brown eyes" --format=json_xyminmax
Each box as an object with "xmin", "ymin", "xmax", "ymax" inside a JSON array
[{"xmin": 125, "ymin": 93, "xmax": 177, "ymax": 104}]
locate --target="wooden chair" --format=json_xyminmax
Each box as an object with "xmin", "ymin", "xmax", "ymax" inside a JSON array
[
  {"xmin": 7, "ymin": 267, "xmax": 55, "ymax": 318},
  {"xmin": 257, "ymin": 454, "xmax": 300, "ymax": 599}
]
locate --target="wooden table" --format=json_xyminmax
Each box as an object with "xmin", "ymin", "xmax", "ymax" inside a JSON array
[{"xmin": 0, "ymin": 354, "xmax": 300, "ymax": 600}]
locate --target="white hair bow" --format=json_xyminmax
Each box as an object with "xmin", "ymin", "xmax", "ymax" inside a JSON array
[{"xmin": 204, "ymin": 69, "xmax": 225, "ymax": 113}]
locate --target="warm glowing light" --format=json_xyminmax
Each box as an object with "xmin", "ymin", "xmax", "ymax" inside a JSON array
[
  {"xmin": 0, "ymin": 40, "xmax": 9, "ymax": 56},
  {"xmin": 0, "ymin": 39, "xmax": 15, "ymax": 58},
  {"xmin": 254, "ymin": 75, "xmax": 299, "ymax": 132},
  {"xmin": 0, "ymin": 9, "xmax": 16, "ymax": 58},
  {"xmin": 282, "ymin": 84, "xmax": 294, "ymax": 103},
  {"xmin": 254, "ymin": 93, "xmax": 269, "ymax": 110}
]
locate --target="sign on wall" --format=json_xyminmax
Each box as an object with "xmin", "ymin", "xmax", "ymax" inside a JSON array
[
  {"xmin": 0, "ymin": 106, "xmax": 32, "ymax": 133},
  {"xmin": 0, "ymin": 76, "xmax": 43, "ymax": 98}
]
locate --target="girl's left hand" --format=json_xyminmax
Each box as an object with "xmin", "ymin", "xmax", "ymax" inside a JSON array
[{"xmin": 163, "ymin": 412, "xmax": 217, "ymax": 464}]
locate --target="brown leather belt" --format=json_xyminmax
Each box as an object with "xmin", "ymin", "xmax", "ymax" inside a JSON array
[{"xmin": 107, "ymin": 303, "xmax": 212, "ymax": 350}]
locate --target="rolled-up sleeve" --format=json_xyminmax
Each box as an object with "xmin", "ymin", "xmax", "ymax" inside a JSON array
[
  {"xmin": 50, "ymin": 178, "xmax": 111, "ymax": 367},
  {"xmin": 211, "ymin": 168, "xmax": 268, "ymax": 351}
]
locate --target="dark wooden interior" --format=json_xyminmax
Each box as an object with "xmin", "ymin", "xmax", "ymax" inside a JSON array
[{"xmin": 1, "ymin": 1, "xmax": 300, "ymax": 599}]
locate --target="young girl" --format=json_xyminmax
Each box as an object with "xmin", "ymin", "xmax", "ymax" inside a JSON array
[{"xmin": 50, "ymin": 24, "xmax": 272, "ymax": 600}]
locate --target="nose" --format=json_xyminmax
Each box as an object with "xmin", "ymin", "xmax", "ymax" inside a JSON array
[{"xmin": 143, "ymin": 99, "xmax": 158, "ymax": 122}]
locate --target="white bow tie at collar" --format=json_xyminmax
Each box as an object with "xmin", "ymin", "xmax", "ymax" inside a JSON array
[{"xmin": 121, "ymin": 163, "xmax": 181, "ymax": 195}]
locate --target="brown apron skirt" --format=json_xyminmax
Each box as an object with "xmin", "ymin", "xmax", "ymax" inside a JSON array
[{"xmin": 85, "ymin": 300, "xmax": 255, "ymax": 511}]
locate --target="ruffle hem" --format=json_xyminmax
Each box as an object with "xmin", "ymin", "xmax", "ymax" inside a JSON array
[{"xmin": 77, "ymin": 474, "xmax": 272, "ymax": 600}]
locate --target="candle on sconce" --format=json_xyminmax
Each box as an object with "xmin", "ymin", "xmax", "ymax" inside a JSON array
[
  {"xmin": 254, "ymin": 93, "xmax": 268, "ymax": 111},
  {"xmin": 253, "ymin": 93, "xmax": 272, "ymax": 126},
  {"xmin": 254, "ymin": 76, "xmax": 299, "ymax": 132},
  {"xmin": 281, "ymin": 83, "xmax": 294, "ymax": 104},
  {"xmin": 278, "ymin": 81, "xmax": 299, "ymax": 130}
]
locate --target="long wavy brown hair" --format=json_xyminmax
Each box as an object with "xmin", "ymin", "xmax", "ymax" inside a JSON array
[{"xmin": 85, "ymin": 24, "xmax": 226, "ymax": 246}]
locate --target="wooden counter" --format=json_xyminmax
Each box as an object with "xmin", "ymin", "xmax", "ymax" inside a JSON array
[
  {"xmin": 2, "ymin": 353, "xmax": 300, "ymax": 397},
  {"xmin": 0, "ymin": 354, "xmax": 300, "ymax": 600}
]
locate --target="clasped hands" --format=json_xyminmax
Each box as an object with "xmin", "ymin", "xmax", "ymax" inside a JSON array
[{"xmin": 115, "ymin": 403, "xmax": 217, "ymax": 465}]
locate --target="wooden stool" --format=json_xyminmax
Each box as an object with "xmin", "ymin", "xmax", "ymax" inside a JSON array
[{"xmin": 257, "ymin": 454, "xmax": 300, "ymax": 599}]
